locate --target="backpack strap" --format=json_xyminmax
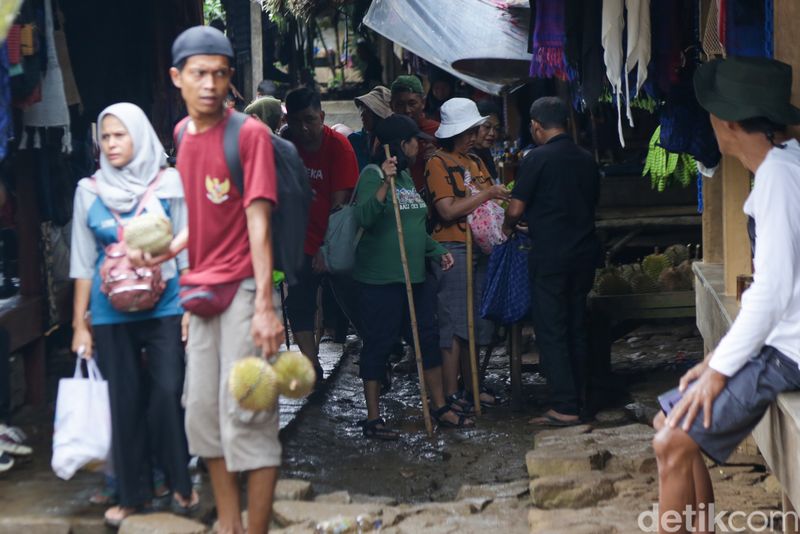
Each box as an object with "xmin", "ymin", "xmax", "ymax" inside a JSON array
[
  {"xmin": 91, "ymin": 171, "xmax": 164, "ymax": 239},
  {"xmin": 223, "ymin": 111, "xmax": 247, "ymax": 195},
  {"xmin": 429, "ymin": 152, "xmax": 467, "ymax": 199},
  {"xmin": 175, "ymin": 111, "xmax": 247, "ymax": 195}
]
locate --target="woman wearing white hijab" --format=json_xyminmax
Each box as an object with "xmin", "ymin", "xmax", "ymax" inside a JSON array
[{"xmin": 69, "ymin": 103, "xmax": 196, "ymax": 525}]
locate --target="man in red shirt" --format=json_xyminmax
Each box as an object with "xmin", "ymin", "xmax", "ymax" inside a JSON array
[
  {"xmin": 282, "ymin": 87, "xmax": 359, "ymax": 376},
  {"xmin": 166, "ymin": 26, "xmax": 284, "ymax": 534},
  {"xmin": 390, "ymin": 75, "xmax": 440, "ymax": 193}
]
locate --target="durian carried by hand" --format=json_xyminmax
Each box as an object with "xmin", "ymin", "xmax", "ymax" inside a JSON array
[
  {"xmin": 124, "ymin": 212, "xmax": 173, "ymax": 255},
  {"xmin": 228, "ymin": 357, "xmax": 278, "ymax": 411},
  {"xmin": 272, "ymin": 351, "xmax": 316, "ymax": 399}
]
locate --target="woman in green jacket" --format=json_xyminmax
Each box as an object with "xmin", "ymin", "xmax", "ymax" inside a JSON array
[{"xmin": 353, "ymin": 114, "xmax": 474, "ymax": 439}]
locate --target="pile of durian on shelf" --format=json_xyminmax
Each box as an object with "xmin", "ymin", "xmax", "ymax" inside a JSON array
[{"xmin": 593, "ymin": 244, "xmax": 700, "ymax": 296}]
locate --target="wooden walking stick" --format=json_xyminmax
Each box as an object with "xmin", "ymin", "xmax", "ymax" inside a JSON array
[
  {"xmin": 465, "ymin": 225, "xmax": 482, "ymax": 416},
  {"xmin": 383, "ymin": 145, "xmax": 433, "ymax": 437}
]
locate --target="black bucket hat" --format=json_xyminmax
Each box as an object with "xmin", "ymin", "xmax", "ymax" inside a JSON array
[{"xmin": 694, "ymin": 56, "xmax": 800, "ymax": 125}]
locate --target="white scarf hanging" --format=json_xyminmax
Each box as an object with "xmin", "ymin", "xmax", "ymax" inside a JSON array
[{"xmin": 602, "ymin": 0, "xmax": 652, "ymax": 147}]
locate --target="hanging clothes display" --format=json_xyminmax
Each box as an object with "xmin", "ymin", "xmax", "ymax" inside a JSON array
[
  {"xmin": 602, "ymin": 0, "xmax": 651, "ymax": 146},
  {"xmin": 0, "ymin": 45, "xmax": 12, "ymax": 162},
  {"xmin": 19, "ymin": 0, "xmax": 71, "ymax": 154},
  {"xmin": 528, "ymin": 0, "xmax": 573, "ymax": 80},
  {"xmin": 53, "ymin": 4, "xmax": 81, "ymax": 110},
  {"xmin": 722, "ymin": 0, "xmax": 772, "ymax": 58},
  {"xmin": 564, "ymin": 0, "xmax": 604, "ymax": 108}
]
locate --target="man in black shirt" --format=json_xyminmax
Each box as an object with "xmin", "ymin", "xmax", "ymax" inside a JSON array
[{"xmin": 503, "ymin": 97, "xmax": 601, "ymax": 426}]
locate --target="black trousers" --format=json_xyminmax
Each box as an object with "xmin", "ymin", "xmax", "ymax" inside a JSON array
[
  {"xmin": 530, "ymin": 265, "xmax": 595, "ymax": 416},
  {"xmin": 94, "ymin": 316, "xmax": 192, "ymax": 507},
  {"xmin": 357, "ymin": 278, "xmax": 442, "ymax": 381}
]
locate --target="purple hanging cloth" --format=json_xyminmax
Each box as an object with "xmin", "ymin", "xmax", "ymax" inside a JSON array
[{"xmin": 529, "ymin": 0, "xmax": 573, "ymax": 80}]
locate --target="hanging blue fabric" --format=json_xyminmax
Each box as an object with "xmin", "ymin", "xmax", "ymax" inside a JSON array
[
  {"xmin": 0, "ymin": 44, "xmax": 12, "ymax": 163},
  {"xmin": 696, "ymin": 172, "xmax": 703, "ymax": 214},
  {"xmin": 480, "ymin": 233, "xmax": 532, "ymax": 325}
]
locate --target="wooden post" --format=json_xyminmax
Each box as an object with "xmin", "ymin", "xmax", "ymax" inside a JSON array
[
  {"xmin": 701, "ymin": 172, "xmax": 723, "ymax": 263},
  {"xmin": 720, "ymin": 155, "xmax": 752, "ymax": 296},
  {"xmin": 249, "ymin": 1, "xmax": 263, "ymax": 102},
  {"xmin": 510, "ymin": 322, "xmax": 523, "ymax": 411},
  {"xmin": 465, "ymin": 226, "xmax": 481, "ymax": 416}
]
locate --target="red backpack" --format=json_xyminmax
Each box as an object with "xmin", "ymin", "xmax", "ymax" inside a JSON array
[{"xmin": 95, "ymin": 174, "xmax": 167, "ymax": 313}]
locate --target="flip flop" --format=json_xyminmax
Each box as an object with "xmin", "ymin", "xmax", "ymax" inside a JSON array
[
  {"xmin": 528, "ymin": 413, "xmax": 582, "ymax": 427},
  {"xmin": 104, "ymin": 505, "xmax": 141, "ymax": 528}
]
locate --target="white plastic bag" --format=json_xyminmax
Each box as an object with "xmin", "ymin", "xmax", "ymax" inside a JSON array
[{"xmin": 51, "ymin": 356, "xmax": 111, "ymax": 480}]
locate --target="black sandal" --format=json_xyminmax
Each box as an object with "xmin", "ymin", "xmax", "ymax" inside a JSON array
[
  {"xmin": 464, "ymin": 386, "xmax": 504, "ymax": 409},
  {"xmin": 358, "ymin": 418, "xmax": 400, "ymax": 440},
  {"xmin": 432, "ymin": 405, "xmax": 475, "ymax": 429},
  {"xmin": 446, "ymin": 393, "xmax": 475, "ymax": 416}
]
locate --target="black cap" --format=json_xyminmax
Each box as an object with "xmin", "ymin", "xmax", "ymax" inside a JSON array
[
  {"xmin": 374, "ymin": 114, "xmax": 434, "ymax": 146},
  {"xmin": 172, "ymin": 26, "xmax": 234, "ymax": 67}
]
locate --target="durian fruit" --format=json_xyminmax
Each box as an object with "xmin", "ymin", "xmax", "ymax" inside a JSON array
[
  {"xmin": 124, "ymin": 213, "xmax": 173, "ymax": 255},
  {"xmin": 594, "ymin": 266, "xmax": 632, "ymax": 296},
  {"xmin": 658, "ymin": 267, "xmax": 693, "ymax": 291},
  {"xmin": 272, "ymin": 351, "xmax": 316, "ymax": 399},
  {"xmin": 642, "ymin": 248, "xmax": 671, "ymax": 281},
  {"xmin": 664, "ymin": 244, "xmax": 690, "ymax": 267},
  {"xmin": 630, "ymin": 272, "xmax": 659, "ymax": 293},
  {"xmin": 228, "ymin": 357, "xmax": 279, "ymax": 411},
  {"xmin": 619, "ymin": 263, "xmax": 640, "ymax": 283}
]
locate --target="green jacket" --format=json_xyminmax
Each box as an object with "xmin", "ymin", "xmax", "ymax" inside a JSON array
[{"xmin": 353, "ymin": 165, "xmax": 447, "ymax": 284}]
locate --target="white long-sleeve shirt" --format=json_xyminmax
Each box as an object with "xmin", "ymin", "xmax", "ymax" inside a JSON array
[{"xmin": 709, "ymin": 139, "xmax": 800, "ymax": 377}]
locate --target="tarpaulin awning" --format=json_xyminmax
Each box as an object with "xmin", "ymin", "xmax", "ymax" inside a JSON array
[{"xmin": 363, "ymin": 0, "xmax": 531, "ymax": 95}]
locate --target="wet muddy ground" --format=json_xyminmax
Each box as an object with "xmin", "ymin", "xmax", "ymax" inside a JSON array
[
  {"xmin": 0, "ymin": 319, "xmax": 705, "ymax": 525},
  {"xmin": 279, "ymin": 320, "xmax": 703, "ymax": 502}
]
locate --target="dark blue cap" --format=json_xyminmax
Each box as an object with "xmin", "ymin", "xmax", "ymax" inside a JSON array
[{"xmin": 172, "ymin": 26, "xmax": 234, "ymax": 67}]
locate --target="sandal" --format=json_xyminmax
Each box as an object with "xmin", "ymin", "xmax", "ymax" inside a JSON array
[
  {"xmin": 171, "ymin": 490, "xmax": 200, "ymax": 517},
  {"xmin": 89, "ymin": 476, "xmax": 118, "ymax": 506},
  {"xmin": 358, "ymin": 418, "xmax": 400, "ymax": 441},
  {"xmin": 104, "ymin": 505, "xmax": 140, "ymax": 528},
  {"xmin": 464, "ymin": 387, "xmax": 504, "ymax": 409},
  {"xmin": 446, "ymin": 393, "xmax": 475, "ymax": 416},
  {"xmin": 432, "ymin": 405, "xmax": 475, "ymax": 429},
  {"xmin": 529, "ymin": 412, "xmax": 582, "ymax": 427}
]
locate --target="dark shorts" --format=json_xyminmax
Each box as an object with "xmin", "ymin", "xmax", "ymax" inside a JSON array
[
  {"xmin": 661, "ymin": 345, "xmax": 800, "ymax": 463},
  {"xmin": 285, "ymin": 255, "xmax": 323, "ymax": 333},
  {"xmin": 357, "ymin": 279, "xmax": 442, "ymax": 381}
]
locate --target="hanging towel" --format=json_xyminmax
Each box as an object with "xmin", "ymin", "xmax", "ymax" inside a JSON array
[
  {"xmin": 19, "ymin": 0, "xmax": 70, "ymax": 154},
  {"xmin": 529, "ymin": 0, "xmax": 572, "ymax": 80},
  {"xmin": 602, "ymin": 0, "xmax": 626, "ymax": 145},
  {"xmin": 624, "ymin": 0, "xmax": 651, "ymax": 104}
]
